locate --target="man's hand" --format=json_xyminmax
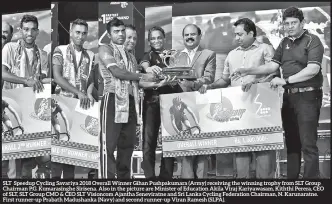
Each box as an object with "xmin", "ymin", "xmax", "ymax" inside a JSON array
[
  {"xmin": 270, "ymin": 77, "xmax": 286, "ymax": 89},
  {"xmin": 87, "ymin": 92, "xmax": 95, "ymax": 107},
  {"xmin": 146, "ymin": 65, "xmax": 162, "ymax": 75},
  {"xmin": 198, "ymin": 84, "xmax": 210, "ymax": 94},
  {"xmin": 41, "ymin": 78, "xmax": 53, "ymax": 84},
  {"xmin": 241, "ymin": 81, "xmax": 254, "ymax": 92},
  {"xmin": 156, "ymin": 75, "xmax": 177, "ymax": 88},
  {"xmin": 26, "ymin": 78, "xmax": 44, "ymax": 93},
  {"xmin": 179, "ymin": 79, "xmax": 194, "ymax": 89},
  {"xmin": 77, "ymin": 92, "xmax": 91, "ymax": 110},
  {"xmin": 141, "ymin": 73, "xmax": 157, "ymax": 82},
  {"xmin": 230, "ymin": 68, "xmax": 249, "ymax": 81}
]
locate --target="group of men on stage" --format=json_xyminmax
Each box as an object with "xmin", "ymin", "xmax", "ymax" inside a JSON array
[
  {"xmin": 2, "ymin": 6, "xmax": 326, "ymax": 180},
  {"xmin": 98, "ymin": 6, "xmax": 326, "ymax": 180}
]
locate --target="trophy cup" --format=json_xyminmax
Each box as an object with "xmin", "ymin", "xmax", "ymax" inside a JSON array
[{"xmin": 158, "ymin": 50, "xmax": 197, "ymax": 80}]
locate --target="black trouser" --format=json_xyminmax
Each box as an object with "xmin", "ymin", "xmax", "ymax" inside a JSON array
[
  {"xmin": 51, "ymin": 162, "xmax": 75, "ymax": 179},
  {"xmin": 99, "ymin": 93, "xmax": 137, "ymax": 179},
  {"xmin": 142, "ymin": 100, "xmax": 174, "ymax": 179},
  {"xmin": 282, "ymin": 89, "xmax": 322, "ymax": 179}
]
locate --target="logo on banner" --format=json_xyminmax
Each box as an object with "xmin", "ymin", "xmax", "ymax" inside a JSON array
[
  {"xmin": 209, "ymin": 97, "xmax": 246, "ymax": 122},
  {"xmin": 30, "ymin": 98, "xmax": 51, "ymax": 121},
  {"xmin": 100, "ymin": 14, "xmax": 130, "ymax": 24},
  {"xmin": 110, "ymin": 2, "xmax": 128, "ymax": 8},
  {"xmin": 80, "ymin": 116, "xmax": 99, "ymax": 136},
  {"xmin": 254, "ymin": 94, "xmax": 271, "ymax": 117}
]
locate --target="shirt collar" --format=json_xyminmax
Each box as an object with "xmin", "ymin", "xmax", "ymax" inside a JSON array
[
  {"xmin": 181, "ymin": 45, "xmax": 199, "ymax": 54},
  {"xmin": 111, "ymin": 41, "xmax": 125, "ymax": 50},
  {"xmin": 287, "ymin": 29, "xmax": 308, "ymax": 41},
  {"xmin": 236, "ymin": 39, "xmax": 260, "ymax": 51}
]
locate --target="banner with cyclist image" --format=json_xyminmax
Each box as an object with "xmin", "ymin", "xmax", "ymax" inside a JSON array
[
  {"xmin": 51, "ymin": 95, "xmax": 99, "ymax": 169},
  {"xmin": 2, "ymin": 87, "xmax": 51, "ymax": 160},
  {"xmin": 159, "ymin": 83, "xmax": 284, "ymax": 157}
]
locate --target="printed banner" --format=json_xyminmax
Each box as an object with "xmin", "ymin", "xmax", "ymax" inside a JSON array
[
  {"xmin": 160, "ymin": 83, "xmax": 284, "ymax": 157},
  {"xmin": 51, "ymin": 95, "xmax": 99, "ymax": 168},
  {"xmin": 2, "ymin": 87, "xmax": 52, "ymax": 160},
  {"xmin": 98, "ymin": 2, "xmax": 133, "ymax": 45}
]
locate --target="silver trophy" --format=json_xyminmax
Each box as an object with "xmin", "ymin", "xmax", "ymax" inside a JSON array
[{"xmin": 159, "ymin": 50, "xmax": 197, "ymax": 80}]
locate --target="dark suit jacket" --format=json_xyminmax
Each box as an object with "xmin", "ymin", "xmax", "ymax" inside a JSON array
[{"xmin": 176, "ymin": 46, "xmax": 216, "ymax": 92}]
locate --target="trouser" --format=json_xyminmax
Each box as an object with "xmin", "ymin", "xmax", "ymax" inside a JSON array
[
  {"xmin": 181, "ymin": 155, "xmax": 208, "ymax": 178},
  {"xmin": 99, "ymin": 93, "xmax": 137, "ymax": 179},
  {"xmin": 51, "ymin": 162, "xmax": 75, "ymax": 179},
  {"xmin": 142, "ymin": 100, "xmax": 174, "ymax": 179},
  {"xmin": 282, "ymin": 89, "xmax": 322, "ymax": 179},
  {"xmin": 2, "ymin": 159, "xmax": 21, "ymax": 178},
  {"xmin": 20, "ymin": 158, "xmax": 36, "ymax": 178},
  {"xmin": 235, "ymin": 151, "xmax": 276, "ymax": 178}
]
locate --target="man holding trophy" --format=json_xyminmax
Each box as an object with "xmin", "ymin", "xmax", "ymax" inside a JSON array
[
  {"xmin": 98, "ymin": 18, "xmax": 158, "ymax": 179},
  {"xmin": 177, "ymin": 24, "xmax": 216, "ymax": 179},
  {"xmin": 139, "ymin": 26, "xmax": 182, "ymax": 179}
]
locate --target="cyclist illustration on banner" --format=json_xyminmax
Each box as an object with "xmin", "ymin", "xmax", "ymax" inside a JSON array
[
  {"xmin": 51, "ymin": 98, "xmax": 70, "ymax": 141},
  {"xmin": 2, "ymin": 99, "xmax": 24, "ymax": 137},
  {"xmin": 169, "ymin": 96, "xmax": 201, "ymax": 136}
]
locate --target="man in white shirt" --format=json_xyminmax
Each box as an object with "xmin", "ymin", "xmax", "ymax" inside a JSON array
[
  {"xmin": 2, "ymin": 15, "xmax": 49, "ymax": 179},
  {"xmin": 52, "ymin": 19, "xmax": 97, "ymax": 179}
]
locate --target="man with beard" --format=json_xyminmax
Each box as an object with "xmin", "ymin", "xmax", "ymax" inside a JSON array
[
  {"xmin": 52, "ymin": 19, "xmax": 96, "ymax": 179},
  {"xmin": 200, "ymin": 18, "xmax": 277, "ymax": 179},
  {"xmin": 231, "ymin": 7, "xmax": 324, "ymax": 179},
  {"xmin": 178, "ymin": 24, "xmax": 216, "ymax": 179},
  {"xmin": 139, "ymin": 26, "xmax": 181, "ymax": 179},
  {"xmin": 2, "ymin": 15, "xmax": 49, "ymax": 179},
  {"xmin": 98, "ymin": 18, "xmax": 156, "ymax": 179}
]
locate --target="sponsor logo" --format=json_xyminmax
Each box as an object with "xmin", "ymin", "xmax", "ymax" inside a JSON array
[
  {"xmin": 110, "ymin": 2, "xmax": 128, "ymax": 8},
  {"xmin": 254, "ymin": 94, "xmax": 271, "ymax": 117},
  {"xmin": 80, "ymin": 116, "xmax": 99, "ymax": 136},
  {"xmin": 100, "ymin": 14, "xmax": 130, "ymax": 24},
  {"xmin": 30, "ymin": 98, "xmax": 51, "ymax": 121},
  {"xmin": 209, "ymin": 97, "xmax": 246, "ymax": 122}
]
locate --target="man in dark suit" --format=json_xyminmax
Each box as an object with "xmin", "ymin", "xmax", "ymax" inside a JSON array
[{"xmin": 178, "ymin": 24, "xmax": 216, "ymax": 178}]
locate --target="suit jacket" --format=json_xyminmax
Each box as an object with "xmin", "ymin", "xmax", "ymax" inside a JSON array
[{"xmin": 176, "ymin": 46, "xmax": 216, "ymax": 92}]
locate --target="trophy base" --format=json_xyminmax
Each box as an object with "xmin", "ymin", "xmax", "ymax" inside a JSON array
[
  {"xmin": 158, "ymin": 75, "xmax": 197, "ymax": 80},
  {"xmin": 159, "ymin": 66, "xmax": 197, "ymax": 80}
]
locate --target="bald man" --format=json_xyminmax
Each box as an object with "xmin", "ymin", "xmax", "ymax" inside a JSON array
[{"xmin": 2, "ymin": 21, "xmax": 13, "ymax": 49}]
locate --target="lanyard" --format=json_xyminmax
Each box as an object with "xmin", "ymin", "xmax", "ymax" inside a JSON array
[
  {"xmin": 22, "ymin": 47, "xmax": 36, "ymax": 78},
  {"xmin": 69, "ymin": 44, "xmax": 83, "ymax": 74}
]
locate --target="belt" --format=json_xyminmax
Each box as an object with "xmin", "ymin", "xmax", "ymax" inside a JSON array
[{"xmin": 284, "ymin": 87, "xmax": 322, "ymax": 94}]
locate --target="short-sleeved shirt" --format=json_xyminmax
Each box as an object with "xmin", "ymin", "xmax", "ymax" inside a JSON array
[
  {"xmin": 2, "ymin": 42, "xmax": 49, "ymax": 89},
  {"xmin": 99, "ymin": 44, "xmax": 137, "ymax": 96},
  {"xmin": 140, "ymin": 50, "xmax": 182, "ymax": 99},
  {"xmin": 272, "ymin": 30, "xmax": 324, "ymax": 88},
  {"xmin": 52, "ymin": 44, "xmax": 95, "ymax": 98},
  {"xmin": 223, "ymin": 40, "xmax": 275, "ymax": 87},
  {"xmin": 169, "ymin": 102, "xmax": 188, "ymax": 131}
]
